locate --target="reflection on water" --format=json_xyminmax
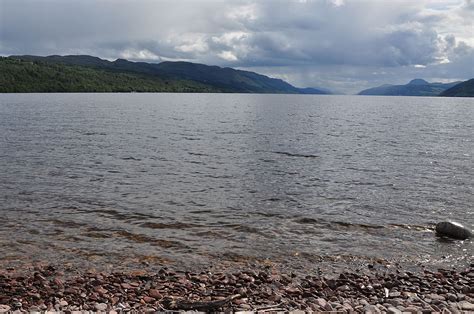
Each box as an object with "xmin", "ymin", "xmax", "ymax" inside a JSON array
[{"xmin": 0, "ymin": 93, "xmax": 472, "ymax": 272}]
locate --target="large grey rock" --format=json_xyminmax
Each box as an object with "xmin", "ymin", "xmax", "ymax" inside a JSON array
[{"xmin": 435, "ymin": 221, "xmax": 472, "ymax": 240}]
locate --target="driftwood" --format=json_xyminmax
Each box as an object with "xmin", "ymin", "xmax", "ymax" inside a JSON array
[
  {"xmin": 253, "ymin": 302, "xmax": 285, "ymax": 312},
  {"xmin": 169, "ymin": 294, "xmax": 241, "ymax": 311}
]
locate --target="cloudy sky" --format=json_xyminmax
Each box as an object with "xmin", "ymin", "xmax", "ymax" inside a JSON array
[{"xmin": 1, "ymin": 0, "xmax": 473, "ymax": 93}]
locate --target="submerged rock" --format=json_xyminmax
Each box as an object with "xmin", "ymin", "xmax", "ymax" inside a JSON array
[{"xmin": 435, "ymin": 221, "xmax": 472, "ymax": 240}]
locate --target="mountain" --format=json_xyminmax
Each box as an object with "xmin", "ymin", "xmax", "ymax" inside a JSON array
[
  {"xmin": 406, "ymin": 78, "xmax": 429, "ymax": 85},
  {"xmin": 7, "ymin": 55, "xmax": 331, "ymax": 94},
  {"xmin": 0, "ymin": 57, "xmax": 219, "ymax": 93},
  {"xmin": 358, "ymin": 79, "xmax": 460, "ymax": 96},
  {"xmin": 297, "ymin": 87, "xmax": 333, "ymax": 94},
  {"xmin": 439, "ymin": 79, "xmax": 474, "ymax": 97}
]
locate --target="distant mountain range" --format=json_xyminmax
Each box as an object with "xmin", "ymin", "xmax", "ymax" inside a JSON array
[
  {"xmin": 358, "ymin": 79, "xmax": 462, "ymax": 96},
  {"xmin": 1, "ymin": 55, "xmax": 331, "ymax": 94},
  {"xmin": 439, "ymin": 79, "xmax": 474, "ymax": 97},
  {"xmin": 2, "ymin": 55, "xmax": 472, "ymax": 96}
]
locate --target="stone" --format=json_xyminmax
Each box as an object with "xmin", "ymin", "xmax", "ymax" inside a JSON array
[
  {"xmin": 342, "ymin": 303, "xmax": 353, "ymax": 311},
  {"xmin": 95, "ymin": 303, "xmax": 107, "ymax": 311},
  {"xmin": 363, "ymin": 304, "xmax": 381, "ymax": 313},
  {"xmin": 315, "ymin": 298, "xmax": 328, "ymax": 309},
  {"xmin": 337, "ymin": 284, "xmax": 350, "ymax": 291},
  {"xmin": 0, "ymin": 305, "xmax": 11, "ymax": 313},
  {"xmin": 142, "ymin": 296, "xmax": 155, "ymax": 304},
  {"xmin": 121, "ymin": 283, "xmax": 133, "ymax": 289},
  {"xmin": 59, "ymin": 300, "xmax": 68, "ymax": 307},
  {"xmin": 239, "ymin": 304, "xmax": 252, "ymax": 310},
  {"xmin": 458, "ymin": 301, "xmax": 474, "ymax": 311},
  {"xmin": 404, "ymin": 306, "xmax": 421, "ymax": 313},
  {"xmin": 446, "ymin": 293, "xmax": 457, "ymax": 302},
  {"xmin": 148, "ymin": 289, "xmax": 162, "ymax": 299},
  {"xmin": 387, "ymin": 307, "xmax": 402, "ymax": 314},
  {"xmin": 387, "ymin": 298, "xmax": 404, "ymax": 307},
  {"xmin": 435, "ymin": 221, "xmax": 472, "ymax": 240},
  {"xmin": 376, "ymin": 304, "xmax": 388, "ymax": 312},
  {"xmin": 426, "ymin": 293, "xmax": 445, "ymax": 301},
  {"xmin": 389, "ymin": 291, "xmax": 401, "ymax": 298}
]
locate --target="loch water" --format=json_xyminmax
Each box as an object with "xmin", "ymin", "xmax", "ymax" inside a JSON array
[{"xmin": 0, "ymin": 93, "xmax": 472, "ymax": 272}]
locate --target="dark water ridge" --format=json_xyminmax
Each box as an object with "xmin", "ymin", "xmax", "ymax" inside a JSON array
[{"xmin": 0, "ymin": 93, "xmax": 472, "ymax": 273}]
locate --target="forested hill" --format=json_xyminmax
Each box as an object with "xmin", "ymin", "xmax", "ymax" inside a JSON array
[
  {"xmin": 439, "ymin": 79, "xmax": 474, "ymax": 97},
  {"xmin": 3, "ymin": 55, "xmax": 330, "ymax": 94},
  {"xmin": 0, "ymin": 57, "xmax": 219, "ymax": 93}
]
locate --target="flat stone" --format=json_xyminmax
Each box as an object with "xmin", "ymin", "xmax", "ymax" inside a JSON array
[
  {"xmin": 426, "ymin": 294, "xmax": 446, "ymax": 301},
  {"xmin": 404, "ymin": 306, "xmax": 421, "ymax": 313},
  {"xmin": 448, "ymin": 305, "xmax": 461, "ymax": 314},
  {"xmin": 403, "ymin": 292, "xmax": 418, "ymax": 298},
  {"xmin": 315, "ymin": 298, "xmax": 327, "ymax": 309},
  {"xmin": 363, "ymin": 304, "xmax": 381, "ymax": 313},
  {"xmin": 94, "ymin": 303, "xmax": 107, "ymax": 311},
  {"xmin": 387, "ymin": 307, "xmax": 402, "ymax": 314},
  {"xmin": 446, "ymin": 293, "xmax": 457, "ymax": 302},
  {"xmin": 389, "ymin": 291, "xmax": 402, "ymax": 298},
  {"xmin": 142, "ymin": 296, "xmax": 155, "ymax": 304},
  {"xmin": 238, "ymin": 304, "xmax": 252, "ymax": 310},
  {"xmin": 458, "ymin": 301, "xmax": 474, "ymax": 311},
  {"xmin": 377, "ymin": 304, "xmax": 388, "ymax": 312},
  {"xmin": 0, "ymin": 305, "xmax": 11, "ymax": 313},
  {"xmin": 387, "ymin": 298, "xmax": 404, "ymax": 307},
  {"xmin": 337, "ymin": 284, "xmax": 350, "ymax": 291},
  {"xmin": 342, "ymin": 303, "xmax": 353, "ymax": 311},
  {"xmin": 148, "ymin": 289, "xmax": 162, "ymax": 299}
]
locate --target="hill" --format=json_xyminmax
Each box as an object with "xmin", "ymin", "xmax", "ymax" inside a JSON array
[
  {"xmin": 358, "ymin": 79, "xmax": 460, "ymax": 96},
  {"xmin": 439, "ymin": 79, "xmax": 474, "ymax": 97},
  {"xmin": 7, "ymin": 55, "xmax": 331, "ymax": 94},
  {"xmin": 0, "ymin": 57, "xmax": 218, "ymax": 93}
]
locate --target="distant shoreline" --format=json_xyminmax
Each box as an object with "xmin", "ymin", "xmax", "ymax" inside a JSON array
[{"xmin": 2, "ymin": 56, "xmax": 472, "ymax": 96}]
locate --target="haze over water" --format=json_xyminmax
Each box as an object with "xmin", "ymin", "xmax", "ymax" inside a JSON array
[{"xmin": 0, "ymin": 93, "xmax": 472, "ymax": 272}]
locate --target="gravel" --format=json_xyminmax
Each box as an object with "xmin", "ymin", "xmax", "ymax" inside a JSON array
[{"xmin": 0, "ymin": 263, "xmax": 472, "ymax": 312}]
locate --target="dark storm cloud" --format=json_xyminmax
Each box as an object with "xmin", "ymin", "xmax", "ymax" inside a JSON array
[{"xmin": 0, "ymin": 0, "xmax": 472, "ymax": 93}]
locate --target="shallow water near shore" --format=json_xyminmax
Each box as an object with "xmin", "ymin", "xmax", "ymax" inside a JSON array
[{"xmin": 0, "ymin": 93, "xmax": 472, "ymax": 273}]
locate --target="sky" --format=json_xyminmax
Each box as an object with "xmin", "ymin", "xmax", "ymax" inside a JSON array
[{"xmin": 0, "ymin": 0, "xmax": 473, "ymax": 93}]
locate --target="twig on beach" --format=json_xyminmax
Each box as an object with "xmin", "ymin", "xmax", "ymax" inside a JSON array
[
  {"xmin": 254, "ymin": 302, "xmax": 285, "ymax": 312},
  {"xmin": 168, "ymin": 294, "xmax": 241, "ymax": 311}
]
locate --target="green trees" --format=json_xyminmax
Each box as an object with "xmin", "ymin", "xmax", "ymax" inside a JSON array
[{"xmin": 0, "ymin": 57, "xmax": 218, "ymax": 93}]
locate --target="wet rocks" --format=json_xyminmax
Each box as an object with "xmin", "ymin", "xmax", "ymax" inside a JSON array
[{"xmin": 435, "ymin": 221, "xmax": 472, "ymax": 240}]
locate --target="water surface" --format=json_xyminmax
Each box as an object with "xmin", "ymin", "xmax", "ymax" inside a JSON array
[{"xmin": 0, "ymin": 93, "xmax": 472, "ymax": 272}]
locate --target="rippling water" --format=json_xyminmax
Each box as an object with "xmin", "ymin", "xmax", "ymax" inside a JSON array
[{"xmin": 0, "ymin": 93, "xmax": 472, "ymax": 272}]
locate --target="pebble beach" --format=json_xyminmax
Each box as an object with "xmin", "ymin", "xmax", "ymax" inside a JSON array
[{"xmin": 1, "ymin": 262, "xmax": 473, "ymax": 313}]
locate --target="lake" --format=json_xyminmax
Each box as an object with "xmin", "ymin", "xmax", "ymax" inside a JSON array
[{"xmin": 0, "ymin": 93, "xmax": 472, "ymax": 273}]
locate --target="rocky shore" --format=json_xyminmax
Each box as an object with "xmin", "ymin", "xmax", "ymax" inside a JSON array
[{"xmin": 0, "ymin": 262, "xmax": 473, "ymax": 313}]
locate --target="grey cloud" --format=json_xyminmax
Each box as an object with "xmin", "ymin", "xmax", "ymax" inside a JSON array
[{"xmin": 0, "ymin": 0, "xmax": 472, "ymax": 92}]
